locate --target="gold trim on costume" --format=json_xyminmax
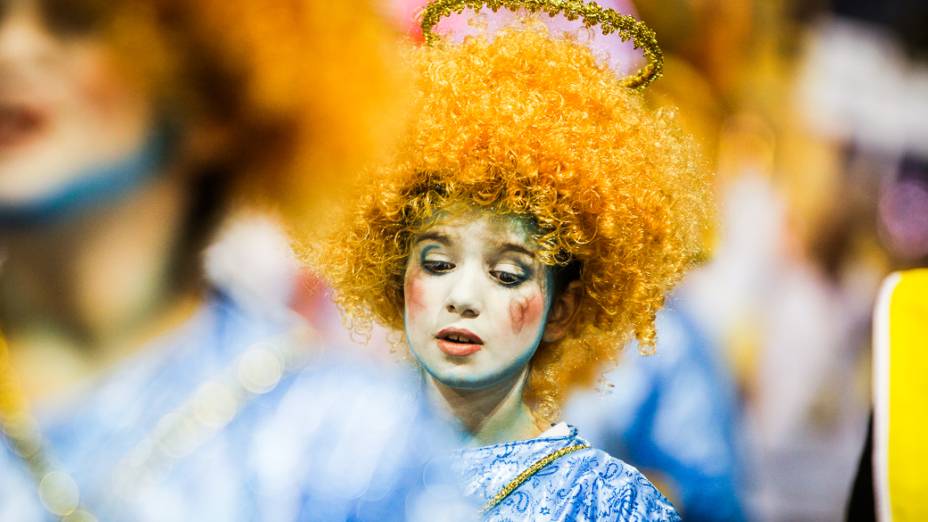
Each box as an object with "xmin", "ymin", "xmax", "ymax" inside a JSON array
[{"xmin": 483, "ymin": 443, "xmax": 590, "ymax": 513}]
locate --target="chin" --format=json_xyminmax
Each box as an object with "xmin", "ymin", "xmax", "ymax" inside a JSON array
[
  {"xmin": 432, "ymin": 372, "xmax": 496, "ymax": 390},
  {"xmin": 422, "ymin": 358, "xmax": 525, "ymax": 391}
]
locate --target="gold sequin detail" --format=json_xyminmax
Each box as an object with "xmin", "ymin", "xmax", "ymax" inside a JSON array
[
  {"xmin": 420, "ymin": 0, "xmax": 662, "ymax": 90},
  {"xmin": 482, "ymin": 443, "xmax": 590, "ymax": 513}
]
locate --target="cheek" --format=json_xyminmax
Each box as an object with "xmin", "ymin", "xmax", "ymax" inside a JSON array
[
  {"xmin": 72, "ymin": 50, "xmax": 137, "ymax": 118},
  {"xmin": 508, "ymin": 292, "xmax": 544, "ymax": 335},
  {"xmin": 403, "ymin": 268, "xmax": 426, "ymax": 317}
]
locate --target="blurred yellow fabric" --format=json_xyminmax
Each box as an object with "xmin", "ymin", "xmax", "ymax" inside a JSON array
[{"xmin": 876, "ymin": 269, "xmax": 928, "ymax": 521}]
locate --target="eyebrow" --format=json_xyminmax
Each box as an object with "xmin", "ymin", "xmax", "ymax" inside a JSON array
[
  {"xmin": 413, "ymin": 232, "xmax": 535, "ymax": 258},
  {"xmin": 413, "ymin": 231, "xmax": 450, "ymax": 246},
  {"xmin": 498, "ymin": 242, "xmax": 536, "ymax": 258}
]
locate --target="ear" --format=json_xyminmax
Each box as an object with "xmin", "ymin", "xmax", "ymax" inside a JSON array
[{"xmin": 542, "ymin": 280, "xmax": 583, "ymax": 343}]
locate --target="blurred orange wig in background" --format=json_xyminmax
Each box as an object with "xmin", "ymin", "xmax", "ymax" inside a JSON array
[{"xmin": 88, "ymin": 0, "xmax": 404, "ymax": 228}]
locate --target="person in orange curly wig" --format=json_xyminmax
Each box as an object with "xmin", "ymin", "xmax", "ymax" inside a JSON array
[{"xmin": 319, "ymin": 1, "xmax": 710, "ymax": 518}]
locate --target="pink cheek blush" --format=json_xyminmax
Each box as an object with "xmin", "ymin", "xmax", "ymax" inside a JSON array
[
  {"xmin": 79, "ymin": 60, "xmax": 129, "ymax": 116},
  {"xmin": 509, "ymin": 293, "xmax": 544, "ymax": 334},
  {"xmin": 404, "ymin": 269, "xmax": 426, "ymax": 315}
]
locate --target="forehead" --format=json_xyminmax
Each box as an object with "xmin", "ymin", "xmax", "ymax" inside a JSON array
[{"xmin": 416, "ymin": 207, "xmax": 537, "ymax": 246}]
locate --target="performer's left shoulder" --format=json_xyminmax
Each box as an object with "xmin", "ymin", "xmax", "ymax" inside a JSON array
[{"xmin": 561, "ymin": 443, "xmax": 681, "ymax": 521}]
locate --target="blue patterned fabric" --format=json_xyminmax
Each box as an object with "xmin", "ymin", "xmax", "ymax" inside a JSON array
[
  {"xmin": 564, "ymin": 304, "xmax": 745, "ymax": 521},
  {"xmin": 0, "ymin": 292, "xmax": 473, "ymax": 521},
  {"xmin": 453, "ymin": 424, "xmax": 680, "ymax": 521}
]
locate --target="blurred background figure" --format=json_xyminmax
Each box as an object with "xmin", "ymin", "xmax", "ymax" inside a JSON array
[
  {"xmin": 0, "ymin": 1, "xmax": 471, "ymax": 520},
  {"xmin": 629, "ymin": 0, "xmax": 926, "ymax": 520},
  {"xmin": 630, "ymin": 1, "xmax": 926, "ymax": 519},
  {"xmin": 798, "ymin": 1, "xmax": 928, "ymax": 521}
]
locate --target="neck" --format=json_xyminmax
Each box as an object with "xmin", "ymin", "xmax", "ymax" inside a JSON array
[
  {"xmin": 425, "ymin": 367, "xmax": 544, "ymax": 446},
  {"xmin": 0, "ymin": 173, "xmax": 201, "ymax": 403}
]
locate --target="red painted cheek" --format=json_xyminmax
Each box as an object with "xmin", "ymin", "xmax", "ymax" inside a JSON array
[
  {"xmin": 78, "ymin": 56, "xmax": 133, "ymax": 117},
  {"xmin": 509, "ymin": 293, "xmax": 544, "ymax": 335},
  {"xmin": 404, "ymin": 269, "xmax": 426, "ymax": 315}
]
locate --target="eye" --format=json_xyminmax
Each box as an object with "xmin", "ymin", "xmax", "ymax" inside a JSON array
[
  {"xmin": 490, "ymin": 269, "xmax": 527, "ymax": 287},
  {"xmin": 422, "ymin": 260, "xmax": 455, "ymax": 274},
  {"xmin": 39, "ymin": 0, "xmax": 110, "ymax": 36}
]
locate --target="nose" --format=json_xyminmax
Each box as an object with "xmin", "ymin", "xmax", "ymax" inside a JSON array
[{"xmin": 444, "ymin": 268, "xmax": 481, "ymax": 319}]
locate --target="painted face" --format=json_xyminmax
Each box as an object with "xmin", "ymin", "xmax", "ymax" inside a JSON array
[
  {"xmin": 0, "ymin": 1, "xmax": 151, "ymax": 204},
  {"xmin": 404, "ymin": 208, "xmax": 553, "ymax": 389}
]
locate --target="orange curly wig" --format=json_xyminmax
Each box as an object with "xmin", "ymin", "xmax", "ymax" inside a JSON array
[{"xmin": 320, "ymin": 25, "xmax": 712, "ymax": 420}]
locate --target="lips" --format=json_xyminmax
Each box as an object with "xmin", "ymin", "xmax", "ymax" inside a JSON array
[
  {"xmin": 0, "ymin": 102, "xmax": 48, "ymax": 150},
  {"xmin": 435, "ymin": 327, "xmax": 483, "ymax": 357}
]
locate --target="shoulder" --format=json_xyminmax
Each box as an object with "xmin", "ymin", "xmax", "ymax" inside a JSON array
[{"xmin": 557, "ymin": 446, "xmax": 681, "ymax": 521}]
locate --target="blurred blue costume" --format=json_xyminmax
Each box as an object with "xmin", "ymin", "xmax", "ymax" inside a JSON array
[
  {"xmin": 454, "ymin": 423, "xmax": 680, "ymax": 521},
  {"xmin": 565, "ymin": 303, "xmax": 745, "ymax": 521},
  {"xmin": 0, "ymin": 292, "xmax": 471, "ymax": 521}
]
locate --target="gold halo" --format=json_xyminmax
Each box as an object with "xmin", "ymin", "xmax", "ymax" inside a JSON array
[{"xmin": 420, "ymin": 0, "xmax": 663, "ymax": 90}]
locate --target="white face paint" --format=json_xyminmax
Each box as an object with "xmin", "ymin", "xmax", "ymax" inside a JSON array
[
  {"xmin": 0, "ymin": 3, "xmax": 150, "ymax": 203},
  {"xmin": 403, "ymin": 208, "xmax": 553, "ymax": 390}
]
